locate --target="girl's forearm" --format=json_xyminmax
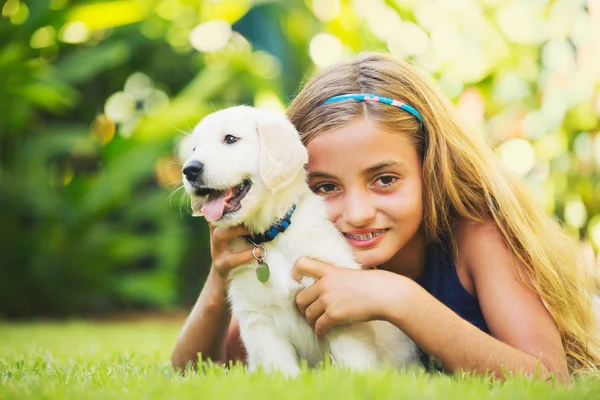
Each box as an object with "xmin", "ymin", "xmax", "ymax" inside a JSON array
[
  {"xmin": 171, "ymin": 269, "xmax": 232, "ymax": 370},
  {"xmin": 383, "ymin": 277, "xmax": 568, "ymax": 382}
]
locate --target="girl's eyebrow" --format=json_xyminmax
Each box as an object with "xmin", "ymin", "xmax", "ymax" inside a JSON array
[
  {"xmin": 307, "ymin": 171, "xmax": 336, "ymax": 180},
  {"xmin": 364, "ymin": 160, "xmax": 405, "ymax": 174},
  {"xmin": 307, "ymin": 161, "xmax": 405, "ymax": 181}
]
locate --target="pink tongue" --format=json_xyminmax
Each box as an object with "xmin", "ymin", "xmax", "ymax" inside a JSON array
[{"xmin": 201, "ymin": 188, "xmax": 233, "ymax": 222}]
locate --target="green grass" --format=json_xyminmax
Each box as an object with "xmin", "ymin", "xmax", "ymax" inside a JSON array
[{"xmin": 1, "ymin": 320, "xmax": 599, "ymax": 399}]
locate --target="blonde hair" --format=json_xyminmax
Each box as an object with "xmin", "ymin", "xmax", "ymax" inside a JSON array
[{"xmin": 286, "ymin": 52, "xmax": 600, "ymax": 375}]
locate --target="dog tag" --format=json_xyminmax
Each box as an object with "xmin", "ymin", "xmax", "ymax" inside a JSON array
[
  {"xmin": 248, "ymin": 241, "xmax": 270, "ymax": 283},
  {"xmin": 256, "ymin": 262, "xmax": 270, "ymax": 283}
]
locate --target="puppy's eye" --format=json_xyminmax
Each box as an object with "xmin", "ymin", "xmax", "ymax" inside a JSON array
[
  {"xmin": 224, "ymin": 134, "xmax": 239, "ymax": 145},
  {"xmin": 192, "ymin": 147, "xmax": 196, "ymax": 152}
]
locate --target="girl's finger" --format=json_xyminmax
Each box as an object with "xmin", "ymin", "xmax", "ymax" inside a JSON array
[
  {"xmin": 212, "ymin": 225, "xmax": 251, "ymax": 242},
  {"xmin": 304, "ymin": 299, "xmax": 326, "ymax": 330},
  {"xmin": 291, "ymin": 257, "xmax": 331, "ymax": 282},
  {"xmin": 295, "ymin": 283, "xmax": 320, "ymax": 315},
  {"xmin": 215, "ymin": 248, "xmax": 254, "ymax": 274},
  {"xmin": 315, "ymin": 313, "xmax": 336, "ymax": 338}
]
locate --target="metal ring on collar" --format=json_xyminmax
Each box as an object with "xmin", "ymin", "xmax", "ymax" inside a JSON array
[{"xmin": 251, "ymin": 244, "xmax": 267, "ymax": 262}]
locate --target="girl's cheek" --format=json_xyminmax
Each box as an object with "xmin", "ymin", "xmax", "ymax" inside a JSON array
[
  {"xmin": 383, "ymin": 190, "xmax": 422, "ymax": 219},
  {"xmin": 324, "ymin": 196, "xmax": 343, "ymax": 223}
]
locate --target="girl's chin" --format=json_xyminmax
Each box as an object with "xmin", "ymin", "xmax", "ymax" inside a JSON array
[{"xmin": 353, "ymin": 249, "xmax": 390, "ymax": 269}]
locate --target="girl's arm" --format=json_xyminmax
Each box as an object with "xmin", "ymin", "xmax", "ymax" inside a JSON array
[
  {"xmin": 171, "ymin": 225, "xmax": 254, "ymax": 370},
  {"xmin": 387, "ymin": 222, "xmax": 568, "ymax": 381},
  {"xmin": 385, "ymin": 278, "xmax": 568, "ymax": 381},
  {"xmin": 171, "ymin": 269, "xmax": 232, "ymax": 370},
  {"xmin": 293, "ymin": 221, "xmax": 569, "ymax": 381}
]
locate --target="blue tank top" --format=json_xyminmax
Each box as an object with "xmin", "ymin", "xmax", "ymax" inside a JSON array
[{"xmin": 415, "ymin": 236, "xmax": 489, "ymax": 370}]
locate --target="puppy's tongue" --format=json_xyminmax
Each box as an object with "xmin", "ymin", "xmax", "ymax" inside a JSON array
[{"xmin": 201, "ymin": 188, "xmax": 233, "ymax": 222}]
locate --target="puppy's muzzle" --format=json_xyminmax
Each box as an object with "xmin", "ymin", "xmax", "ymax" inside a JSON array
[{"xmin": 183, "ymin": 160, "xmax": 204, "ymax": 183}]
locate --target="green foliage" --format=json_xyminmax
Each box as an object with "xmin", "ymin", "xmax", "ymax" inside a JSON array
[
  {"xmin": 1, "ymin": 321, "xmax": 600, "ymax": 399},
  {"xmin": 1, "ymin": 0, "xmax": 599, "ymax": 317},
  {"xmin": 0, "ymin": 1, "xmax": 216, "ymax": 316}
]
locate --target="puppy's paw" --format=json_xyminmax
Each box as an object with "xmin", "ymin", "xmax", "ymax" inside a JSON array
[
  {"xmin": 247, "ymin": 362, "xmax": 301, "ymax": 378},
  {"xmin": 277, "ymin": 363, "xmax": 301, "ymax": 378}
]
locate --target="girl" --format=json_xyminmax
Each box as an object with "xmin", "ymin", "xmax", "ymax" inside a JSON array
[{"xmin": 171, "ymin": 52, "xmax": 600, "ymax": 381}]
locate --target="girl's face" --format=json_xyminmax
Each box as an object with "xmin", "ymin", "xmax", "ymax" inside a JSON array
[{"xmin": 306, "ymin": 117, "xmax": 424, "ymax": 268}]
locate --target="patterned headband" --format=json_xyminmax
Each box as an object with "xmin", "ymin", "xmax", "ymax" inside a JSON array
[{"xmin": 322, "ymin": 93, "xmax": 423, "ymax": 123}]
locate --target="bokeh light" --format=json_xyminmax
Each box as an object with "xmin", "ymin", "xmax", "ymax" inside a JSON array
[
  {"xmin": 312, "ymin": 0, "xmax": 341, "ymax": 22},
  {"xmin": 498, "ymin": 139, "xmax": 536, "ymax": 176},
  {"xmin": 59, "ymin": 21, "xmax": 90, "ymax": 43},
  {"xmin": 155, "ymin": 157, "xmax": 183, "ymax": 188},
  {"xmin": 249, "ymin": 51, "xmax": 281, "ymax": 79},
  {"xmin": 3, "ymin": 0, "xmax": 29, "ymax": 24},
  {"xmin": 30, "ymin": 26, "xmax": 56, "ymax": 49},
  {"xmin": 144, "ymin": 90, "xmax": 170, "ymax": 116},
  {"xmin": 254, "ymin": 90, "xmax": 286, "ymax": 115},
  {"xmin": 90, "ymin": 114, "xmax": 116, "ymax": 145},
  {"xmin": 124, "ymin": 73, "xmax": 153, "ymax": 100},
  {"xmin": 189, "ymin": 20, "xmax": 232, "ymax": 52},
  {"xmin": 309, "ymin": 33, "xmax": 344, "ymax": 68},
  {"xmin": 495, "ymin": 2, "xmax": 546, "ymax": 45},
  {"xmin": 104, "ymin": 92, "xmax": 136, "ymax": 124},
  {"xmin": 565, "ymin": 197, "xmax": 588, "ymax": 229}
]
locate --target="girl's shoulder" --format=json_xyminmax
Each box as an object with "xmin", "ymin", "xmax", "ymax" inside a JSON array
[
  {"xmin": 452, "ymin": 218, "xmax": 540, "ymax": 302},
  {"xmin": 453, "ymin": 219, "xmax": 511, "ymax": 272},
  {"xmin": 452, "ymin": 219, "xmax": 519, "ymax": 294}
]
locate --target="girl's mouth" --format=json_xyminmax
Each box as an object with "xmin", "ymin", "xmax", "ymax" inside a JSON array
[
  {"xmin": 343, "ymin": 229, "xmax": 388, "ymax": 241},
  {"xmin": 343, "ymin": 229, "xmax": 389, "ymax": 248}
]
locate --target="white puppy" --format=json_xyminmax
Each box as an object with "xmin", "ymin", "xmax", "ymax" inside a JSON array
[{"xmin": 182, "ymin": 106, "xmax": 415, "ymax": 377}]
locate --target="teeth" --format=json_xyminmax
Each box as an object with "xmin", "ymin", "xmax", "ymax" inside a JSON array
[{"xmin": 345, "ymin": 230, "xmax": 386, "ymax": 241}]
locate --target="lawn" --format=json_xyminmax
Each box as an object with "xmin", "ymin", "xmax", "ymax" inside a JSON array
[{"xmin": 1, "ymin": 319, "xmax": 599, "ymax": 399}]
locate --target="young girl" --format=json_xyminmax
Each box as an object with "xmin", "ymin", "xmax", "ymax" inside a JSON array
[{"xmin": 171, "ymin": 52, "xmax": 600, "ymax": 380}]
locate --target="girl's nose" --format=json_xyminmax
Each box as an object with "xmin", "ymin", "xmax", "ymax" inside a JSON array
[{"xmin": 343, "ymin": 189, "xmax": 377, "ymax": 228}]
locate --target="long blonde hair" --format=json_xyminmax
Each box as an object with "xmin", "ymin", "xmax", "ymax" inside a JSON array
[{"xmin": 286, "ymin": 52, "xmax": 600, "ymax": 375}]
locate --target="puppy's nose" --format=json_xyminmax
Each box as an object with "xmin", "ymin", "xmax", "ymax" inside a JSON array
[{"xmin": 183, "ymin": 160, "xmax": 204, "ymax": 181}]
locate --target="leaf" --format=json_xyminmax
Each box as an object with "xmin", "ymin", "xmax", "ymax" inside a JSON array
[
  {"xmin": 78, "ymin": 141, "xmax": 169, "ymax": 216},
  {"xmin": 66, "ymin": 0, "xmax": 150, "ymax": 30},
  {"xmin": 55, "ymin": 41, "xmax": 130, "ymax": 84},
  {"xmin": 208, "ymin": 0, "xmax": 252, "ymax": 24},
  {"xmin": 16, "ymin": 77, "xmax": 78, "ymax": 113}
]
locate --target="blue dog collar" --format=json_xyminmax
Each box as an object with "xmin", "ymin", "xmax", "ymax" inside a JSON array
[{"xmin": 244, "ymin": 204, "xmax": 297, "ymax": 244}]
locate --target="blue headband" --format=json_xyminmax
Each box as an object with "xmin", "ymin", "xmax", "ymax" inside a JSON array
[{"xmin": 322, "ymin": 93, "xmax": 423, "ymax": 122}]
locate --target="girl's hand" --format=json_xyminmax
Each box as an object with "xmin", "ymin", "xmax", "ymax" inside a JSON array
[
  {"xmin": 291, "ymin": 257, "xmax": 400, "ymax": 337},
  {"xmin": 209, "ymin": 225, "xmax": 254, "ymax": 290}
]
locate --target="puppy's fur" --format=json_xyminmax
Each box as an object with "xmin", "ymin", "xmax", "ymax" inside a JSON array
[{"xmin": 183, "ymin": 106, "xmax": 414, "ymax": 376}]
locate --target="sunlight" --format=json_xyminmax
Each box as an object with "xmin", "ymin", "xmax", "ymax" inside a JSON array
[
  {"xmin": 309, "ymin": 33, "xmax": 344, "ymax": 68},
  {"xmin": 498, "ymin": 138, "xmax": 536, "ymax": 176},
  {"xmin": 190, "ymin": 19, "xmax": 232, "ymax": 52}
]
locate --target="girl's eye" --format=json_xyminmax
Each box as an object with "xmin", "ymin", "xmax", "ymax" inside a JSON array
[
  {"xmin": 312, "ymin": 183, "xmax": 338, "ymax": 195},
  {"xmin": 224, "ymin": 135, "xmax": 239, "ymax": 144},
  {"xmin": 374, "ymin": 175, "xmax": 397, "ymax": 187}
]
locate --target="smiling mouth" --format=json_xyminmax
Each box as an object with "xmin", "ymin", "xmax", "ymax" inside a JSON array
[
  {"xmin": 195, "ymin": 179, "xmax": 252, "ymax": 222},
  {"xmin": 343, "ymin": 229, "xmax": 388, "ymax": 241}
]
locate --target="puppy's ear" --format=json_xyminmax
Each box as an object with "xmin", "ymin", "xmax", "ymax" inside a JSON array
[
  {"xmin": 257, "ymin": 116, "xmax": 308, "ymax": 191},
  {"xmin": 191, "ymin": 198, "xmax": 204, "ymax": 217}
]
